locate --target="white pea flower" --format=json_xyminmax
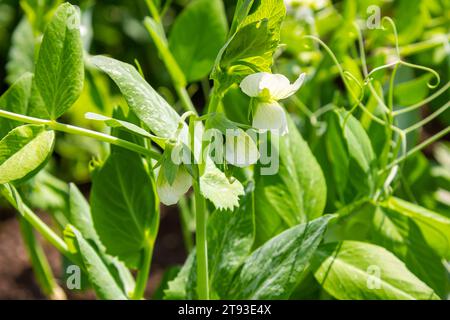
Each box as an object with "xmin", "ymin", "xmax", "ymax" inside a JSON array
[
  {"xmin": 225, "ymin": 129, "xmax": 260, "ymax": 167},
  {"xmin": 156, "ymin": 166, "xmax": 192, "ymax": 206},
  {"xmin": 240, "ymin": 72, "xmax": 306, "ymax": 136}
]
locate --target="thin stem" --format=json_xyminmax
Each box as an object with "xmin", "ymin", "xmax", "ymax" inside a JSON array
[
  {"xmin": 189, "ymin": 117, "xmax": 209, "ymax": 300},
  {"xmin": 144, "ymin": 0, "xmax": 161, "ymax": 23},
  {"xmin": 0, "ymin": 109, "xmax": 160, "ymax": 160},
  {"xmin": 399, "ymin": 34, "xmax": 450, "ymax": 56},
  {"xmin": 393, "ymin": 81, "xmax": 450, "ymax": 116},
  {"xmin": 403, "ymin": 102, "xmax": 450, "ymax": 134},
  {"xmin": 385, "ymin": 127, "xmax": 450, "ymax": 171},
  {"xmin": 175, "ymin": 85, "xmax": 197, "ymax": 114},
  {"xmin": 179, "ymin": 196, "xmax": 194, "ymax": 253},
  {"xmin": 207, "ymin": 88, "xmax": 221, "ymax": 114},
  {"xmin": 193, "ymin": 179, "xmax": 209, "ymax": 300},
  {"xmin": 378, "ymin": 61, "xmax": 396, "ymax": 171},
  {"xmin": 19, "ymin": 217, "xmax": 65, "ymax": 299},
  {"xmin": 132, "ymin": 240, "xmax": 154, "ymax": 300},
  {"xmin": 304, "ymin": 35, "xmax": 388, "ymax": 126}
]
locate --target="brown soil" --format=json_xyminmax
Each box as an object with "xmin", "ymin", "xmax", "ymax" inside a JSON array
[{"xmin": 0, "ymin": 206, "xmax": 187, "ymax": 300}]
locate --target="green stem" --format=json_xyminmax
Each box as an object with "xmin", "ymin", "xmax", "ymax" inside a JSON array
[
  {"xmin": 193, "ymin": 179, "xmax": 209, "ymax": 300},
  {"xmin": 175, "ymin": 85, "xmax": 197, "ymax": 114},
  {"xmin": 179, "ymin": 196, "xmax": 194, "ymax": 253},
  {"xmin": 381, "ymin": 64, "xmax": 399, "ymax": 166},
  {"xmin": 207, "ymin": 89, "xmax": 221, "ymax": 114},
  {"xmin": 0, "ymin": 109, "xmax": 160, "ymax": 160},
  {"xmin": 385, "ymin": 126, "xmax": 450, "ymax": 171},
  {"xmin": 403, "ymin": 102, "xmax": 449, "ymax": 134},
  {"xmin": 132, "ymin": 240, "xmax": 154, "ymax": 300},
  {"xmin": 189, "ymin": 116, "xmax": 209, "ymax": 300},
  {"xmin": 393, "ymin": 81, "xmax": 450, "ymax": 116},
  {"xmin": 144, "ymin": 0, "xmax": 161, "ymax": 23},
  {"xmin": 19, "ymin": 217, "xmax": 65, "ymax": 299}
]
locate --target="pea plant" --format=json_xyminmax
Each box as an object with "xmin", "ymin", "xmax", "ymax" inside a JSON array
[{"xmin": 0, "ymin": 0, "xmax": 449, "ymax": 300}]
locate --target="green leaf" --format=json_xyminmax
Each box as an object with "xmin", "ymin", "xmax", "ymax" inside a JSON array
[
  {"xmin": 254, "ymin": 115, "xmax": 327, "ymax": 245},
  {"xmin": 90, "ymin": 148, "xmax": 157, "ymax": 268},
  {"xmin": 68, "ymin": 183, "xmax": 135, "ymax": 296},
  {"xmin": 370, "ymin": 205, "xmax": 448, "ymax": 298},
  {"xmin": 228, "ymin": 215, "xmax": 334, "ymax": 299},
  {"xmin": 35, "ymin": 3, "xmax": 84, "ymax": 119},
  {"xmin": 394, "ymin": 74, "xmax": 432, "ymax": 106},
  {"xmin": 325, "ymin": 110, "xmax": 350, "ymax": 203},
  {"xmin": 0, "ymin": 73, "xmax": 33, "ymax": 139},
  {"xmin": 199, "ymin": 159, "xmax": 245, "ymax": 210},
  {"xmin": 164, "ymin": 251, "xmax": 196, "ymax": 300},
  {"xmin": 153, "ymin": 266, "xmax": 181, "ymax": 300},
  {"xmin": 313, "ymin": 241, "xmax": 440, "ymax": 300},
  {"xmin": 68, "ymin": 183, "xmax": 100, "ymax": 245},
  {"xmin": 241, "ymin": 0, "xmax": 286, "ymax": 30},
  {"xmin": 64, "ymin": 225, "xmax": 128, "ymax": 300},
  {"xmin": 382, "ymin": 197, "xmax": 450, "ymax": 259},
  {"xmin": 169, "ymin": 0, "xmax": 228, "ymax": 82},
  {"xmin": 208, "ymin": 183, "xmax": 255, "ymax": 297},
  {"xmin": 326, "ymin": 109, "xmax": 376, "ymax": 199},
  {"xmin": 0, "ymin": 124, "xmax": 55, "ymax": 185},
  {"xmin": 211, "ymin": 0, "xmax": 285, "ymax": 90},
  {"xmin": 6, "ymin": 18, "xmax": 35, "ymax": 85},
  {"xmin": 91, "ymin": 55, "xmax": 180, "ymax": 139}
]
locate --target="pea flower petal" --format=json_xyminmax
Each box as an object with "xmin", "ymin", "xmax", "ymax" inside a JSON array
[
  {"xmin": 157, "ymin": 166, "xmax": 192, "ymax": 206},
  {"xmin": 240, "ymin": 72, "xmax": 306, "ymax": 101},
  {"xmin": 225, "ymin": 129, "xmax": 260, "ymax": 167},
  {"xmin": 252, "ymin": 101, "xmax": 288, "ymax": 136}
]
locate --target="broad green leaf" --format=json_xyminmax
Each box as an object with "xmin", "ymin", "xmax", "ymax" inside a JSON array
[
  {"xmin": 6, "ymin": 18, "xmax": 35, "ymax": 85},
  {"xmin": 20, "ymin": 0, "xmax": 61, "ymax": 32},
  {"xmin": 370, "ymin": 206, "xmax": 448, "ymax": 298},
  {"xmin": 68, "ymin": 183, "xmax": 135, "ymax": 295},
  {"xmin": 229, "ymin": 0, "xmax": 254, "ymax": 35},
  {"xmin": 211, "ymin": 0, "xmax": 285, "ymax": 91},
  {"xmin": 68, "ymin": 183, "xmax": 100, "ymax": 244},
  {"xmin": 91, "ymin": 55, "xmax": 180, "ymax": 139},
  {"xmin": 339, "ymin": 110, "xmax": 376, "ymax": 191},
  {"xmin": 85, "ymin": 112, "xmax": 166, "ymax": 147},
  {"xmin": 208, "ymin": 183, "xmax": 255, "ymax": 297},
  {"xmin": 254, "ymin": 115, "xmax": 327, "ymax": 245},
  {"xmin": 228, "ymin": 215, "xmax": 334, "ymax": 299},
  {"xmin": 382, "ymin": 197, "xmax": 450, "ymax": 259},
  {"xmin": 327, "ymin": 109, "xmax": 376, "ymax": 199},
  {"xmin": 169, "ymin": 0, "xmax": 228, "ymax": 82},
  {"xmin": 325, "ymin": 109, "xmax": 350, "ymax": 203},
  {"xmin": 394, "ymin": 74, "xmax": 432, "ymax": 106},
  {"xmin": 241, "ymin": 0, "xmax": 286, "ymax": 30},
  {"xmin": 313, "ymin": 241, "xmax": 440, "ymax": 300},
  {"xmin": 90, "ymin": 147, "xmax": 157, "ymax": 268},
  {"xmin": 64, "ymin": 225, "xmax": 128, "ymax": 300},
  {"xmin": 27, "ymin": 170, "xmax": 70, "ymax": 228},
  {"xmin": 0, "ymin": 73, "xmax": 33, "ymax": 139},
  {"xmin": 35, "ymin": 3, "xmax": 84, "ymax": 119},
  {"xmin": 395, "ymin": 0, "xmax": 428, "ymax": 45},
  {"xmin": 0, "ymin": 124, "xmax": 55, "ymax": 185}
]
